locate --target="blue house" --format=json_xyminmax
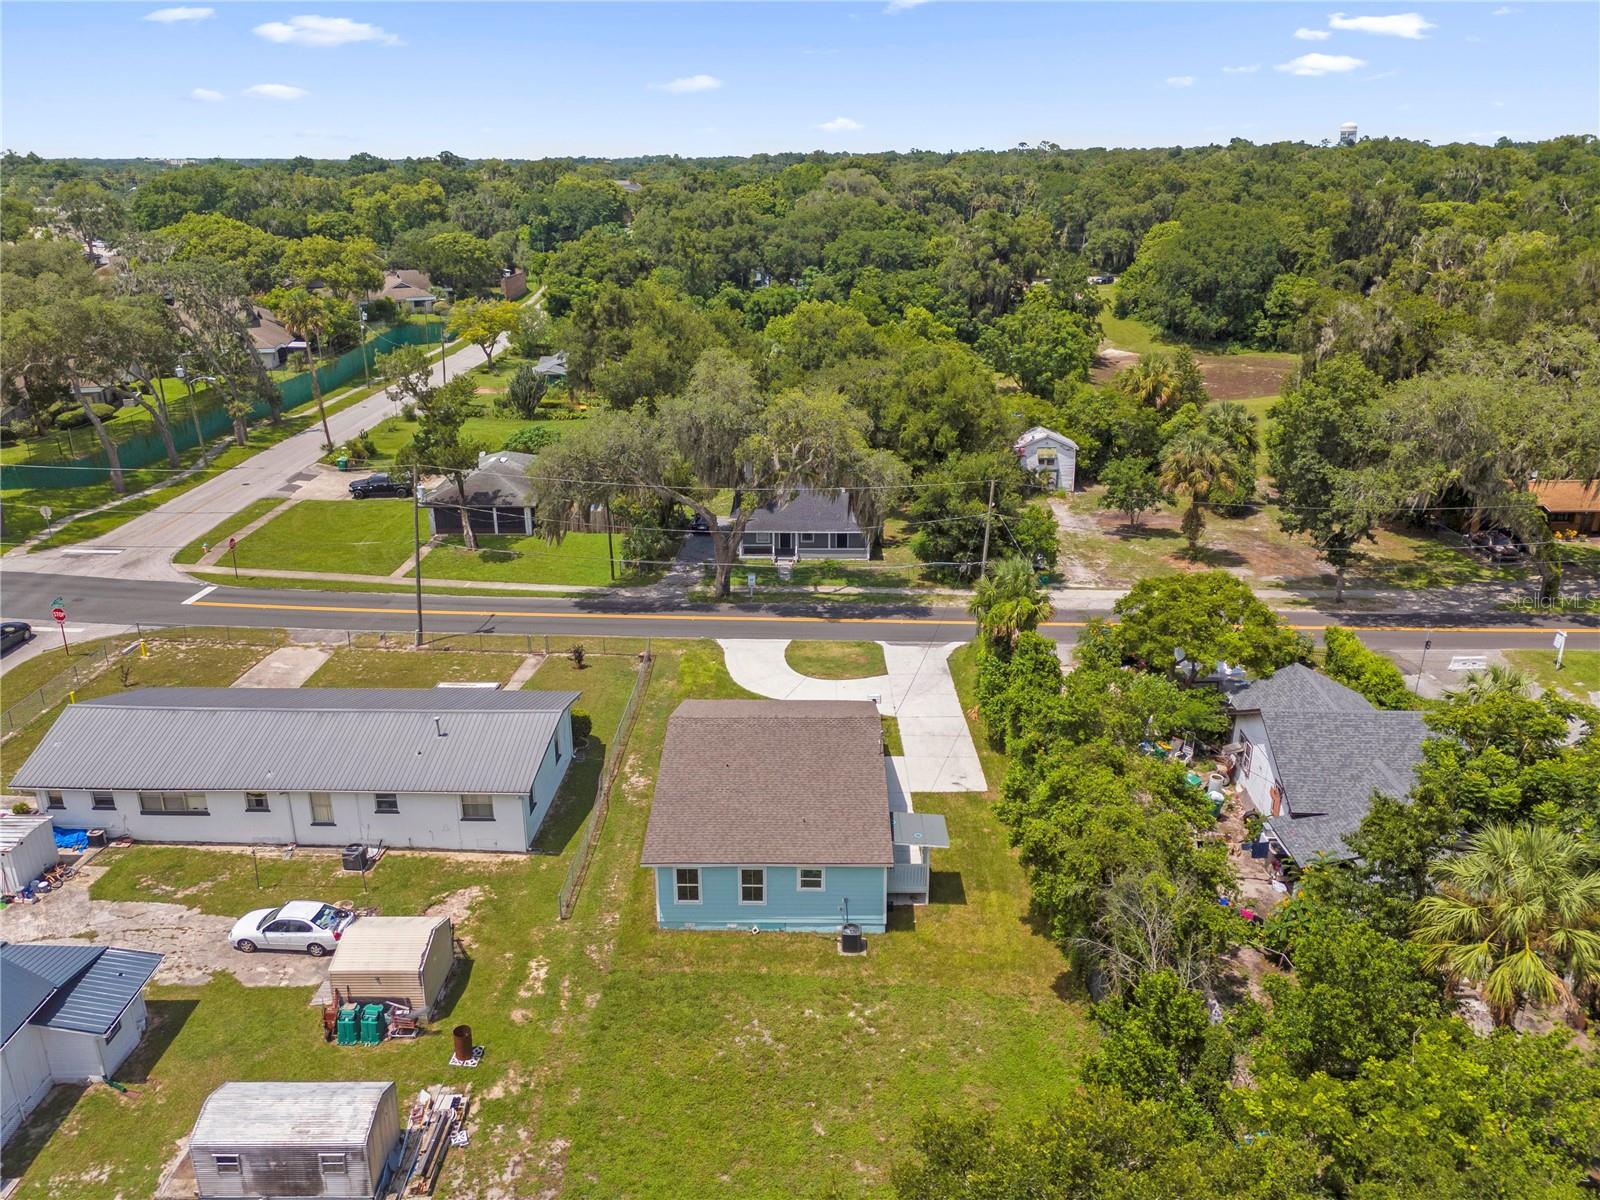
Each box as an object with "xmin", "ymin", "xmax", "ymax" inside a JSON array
[{"xmin": 640, "ymin": 700, "xmax": 949, "ymax": 934}]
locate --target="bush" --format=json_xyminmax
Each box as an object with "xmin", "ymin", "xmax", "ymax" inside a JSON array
[
  {"xmin": 53, "ymin": 402, "xmax": 119, "ymax": 430},
  {"xmin": 399, "ymin": 401, "xmax": 417, "ymax": 422},
  {"xmin": 502, "ymin": 425, "xmax": 555, "ymax": 454},
  {"xmin": 10, "ymin": 800, "xmax": 35, "ymax": 815},
  {"xmin": 571, "ymin": 709, "xmax": 594, "ymax": 744},
  {"xmin": 1322, "ymin": 625, "xmax": 1414, "ymax": 710},
  {"xmin": 504, "ymin": 363, "xmax": 548, "ymax": 419}
]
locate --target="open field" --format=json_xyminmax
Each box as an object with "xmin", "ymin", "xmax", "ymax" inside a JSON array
[
  {"xmin": 2, "ymin": 639, "xmax": 1089, "ymax": 1199},
  {"xmin": 228, "ymin": 499, "xmax": 414, "ymax": 577},
  {"xmin": 416, "ymin": 531, "xmax": 657, "ymax": 587},
  {"xmin": 1055, "ymin": 489, "xmax": 1526, "ymax": 593},
  {"xmin": 1504, "ymin": 648, "xmax": 1600, "ymax": 700}
]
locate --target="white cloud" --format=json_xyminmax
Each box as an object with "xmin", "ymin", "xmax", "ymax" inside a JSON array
[
  {"xmin": 1328, "ymin": 12, "xmax": 1436, "ymax": 39},
  {"xmin": 1492, "ymin": 6, "xmax": 1518, "ymax": 14},
  {"xmin": 885, "ymin": 0, "xmax": 929, "ymax": 11},
  {"xmin": 658, "ymin": 74, "xmax": 722, "ymax": 94},
  {"xmin": 1276, "ymin": 53, "xmax": 1366, "ymax": 76},
  {"xmin": 189, "ymin": 87, "xmax": 224, "ymax": 102},
  {"xmin": 1165, "ymin": 75, "xmax": 1196, "ymax": 87},
  {"xmin": 145, "ymin": 6, "xmax": 213, "ymax": 22},
  {"xmin": 1222, "ymin": 64, "xmax": 1261, "ymax": 74},
  {"xmin": 819, "ymin": 116, "xmax": 864, "ymax": 131},
  {"xmin": 253, "ymin": 15, "xmax": 400, "ymax": 48},
  {"xmin": 1294, "ymin": 27, "xmax": 1332, "ymax": 40},
  {"xmin": 243, "ymin": 83, "xmax": 308, "ymax": 100}
]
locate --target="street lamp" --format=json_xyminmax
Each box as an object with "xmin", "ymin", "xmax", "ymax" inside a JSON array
[
  {"xmin": 175, "ymin": 364, "xmax": 205, "ymax": 459},
  {"xmin": 358, "ymin": 306, "xmax": 371, "ymax": 387}
]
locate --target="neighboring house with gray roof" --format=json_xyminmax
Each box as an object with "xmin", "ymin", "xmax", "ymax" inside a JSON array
[
  {"xmin": 11, "ymin": 688, "xmax": 579, "ymax": 854},
  {"xmin": 1226, "ymin": 663, "xmax": 1426, "ymax": 867},
  {"xmin": 641, "ymin": 700, "xmax": 949, "ymax": 932},
  {"xmin": 1, "ymin": 941, "xmax": 163, "ymax": 1140},
  {"xmin": 733, "ymin": 488, "xmax": 870, "ymax": 561},
  {"xmin": 1013, "ymin": 425, "xmax": 1078, "ymax": 492},
  {"xmin": 422, "ymin": 450, "xmax": 538, "ymax": 538}
]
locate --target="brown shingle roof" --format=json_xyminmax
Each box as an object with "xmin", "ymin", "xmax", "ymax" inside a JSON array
[
  {"xmin": 373, "ymin": 269, "xmax": 435, "ymax": 302},
  {"xmin": 1531, "ymin": 479, "xmax": 1600, "ymax": 514},
  {"xmin": 640, "ymin": 700, "xmax": 894, "ymax": 867}
]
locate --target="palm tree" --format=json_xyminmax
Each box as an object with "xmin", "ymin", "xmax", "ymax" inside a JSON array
[
  {"xmin": 1159, "ymin": 429, "xmax": 1237, "ymax": 558},
  {"xmin": 1412, "ymin": 823, "xmax": 1600, "ymax": 1027},
  {"xmin": 1453, "ymin": 663, "xmax": 1531, "ymax": 701},
  {"xmin": 969, "ymin": 556, "xmax": 1053, "ymax": 649},
  {"xmin": 271, "ymin": 288, "xmax": 335, "ymax": 450}
]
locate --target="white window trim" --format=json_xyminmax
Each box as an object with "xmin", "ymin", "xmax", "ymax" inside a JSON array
[
  {"xmin": 374, "ymin": 793, "xmax": 399, "ymax": 814},
  {"xmin": 91, "ymin": 791, "xmax": 116, "ymax": 811},
  {"xmin": 213, "ymin": 1154, "xmax": 241, "ymax": 1174},
  {"xmin": 673, "ymin": 867, "xmax": 702, "ymax": 905},
  {"xmin": 460, "ymin": 793, "xmax": 495, "ymax": 821},
  {"xmin": 738, "ymin": 866, "xmax": 767, "ymax": 906},
  {"xmin": 309, "ymin": 792, "xmax": 335, "ymax": 825},
  {"xmin": 318, "ymin": 1152, "xmax": 348, "ymax": 1175},
  {"xmin": 800, "ymin": 532, "xmax": 816, "ymax": 546},
  {"xmin": 245, "ymin": 792, "xmax": 270, "ymax": 813},
  {"xmin": 45, "ymin": 791, "xmax": 64, "ymax": 810},
  {"xmin": 798, "ymin": 867, "xmax": 825, "ymax": 891}
]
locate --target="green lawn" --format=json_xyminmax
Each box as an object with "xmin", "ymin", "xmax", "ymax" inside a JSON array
[
  {"xmin": 304, "ymin": 646, "xmax": 524, "ymax": 688},
  {"xmin": 172, "ymin": 498, "xmax": 285, "ymax": 564},
  {"xmin": 184, "ymin": 569, "xmax": 594, "ymax": 598},
  {"xmin": 230, "ymin": 499, "xmax": 415, "ymax": 577},
  {"xmin": 784, "ymin": 639, "xmax": 887, "ymax": 679},
  {"xmin": 5, "ymin": 638, "xmax": 1090, "ymax": 1199},
  {"xmin": 1504, "ymin": 649, "xmax": 1600, "ymax": 700},
  {"xmin": 416, "ymin": 531, "xmax": 657, "ymax": 587},
  {"xmin": 1, "ymin": 635, "xmax": 282, "ymax": 789},
  {"xmin": 1, "ymin": 635, "xmax": 126, "ymax": 709},
  {"xmin": 881, "ymin": 714, "xmax": 904, "ymax": 756}
]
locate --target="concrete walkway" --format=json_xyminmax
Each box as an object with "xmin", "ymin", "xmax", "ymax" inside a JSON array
[
  {"xmin": 717, "ymin": 639, "xmax": 986, "ymax": 793},
  {"xmin": 230, "ymin": 645, "xmax": 331, "ymax": 688}
]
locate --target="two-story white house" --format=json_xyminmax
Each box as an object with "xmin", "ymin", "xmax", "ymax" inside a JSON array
[
  {"xmin": 11, "ymin": 688, "xmax": 578, "ymax": 854},
  {"xmin": 1225, "ymin": 664, "xmax": 1426, "ymax": 868},
  {"xmin": 1013, "ymin": 426, "xmax": 1078, "ymax": 493}
]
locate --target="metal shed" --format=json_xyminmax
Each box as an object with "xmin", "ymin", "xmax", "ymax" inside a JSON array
[
  {"xmin": 190, "ymin": 1080, "xmax": 400, "ymax": 1200},
  {"xmin": 328, "ymin": 916, "xmax": 454, "ymax": 1016},
  {"xmin": 0, "ymin": 813, "xmax": 59, "ymax": 894}
]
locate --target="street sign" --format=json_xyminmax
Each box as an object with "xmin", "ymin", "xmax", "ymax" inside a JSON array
[
  {"xmin": 228, "ymin": 536, "xmax": 237, "ymax": 550},
  {"xmin": 51, "ymin": 606, "xmax": 66, "ymax": 623},
  {"xmin": 38, "ymin": 505, "xmax": 52, "ymax": 523},
  {"xmin": 1555, "ymin": 630, "xmax": 1568, "ymax": 670}
]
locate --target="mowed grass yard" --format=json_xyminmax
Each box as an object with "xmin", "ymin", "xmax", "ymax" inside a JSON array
[
  {"xmin": 1505, "ymin": 648, "xmax": 1600, "ymax": 700},
  {"xmin": 4, "ymin": 640, "xmax": 1091, "ymax": 1199},
  {"xmin": 784, "ymin": 639, "xmax": 886, "ymax": 679},
  {"xmin": 227, "ymin": 498, "xmax": 414, "ymax": 576},
  {"xmin": 417, "ymin": 531, "xmax": 659, "ymax": 587}
]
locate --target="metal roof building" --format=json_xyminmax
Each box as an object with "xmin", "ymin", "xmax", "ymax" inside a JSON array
[
  {"xmin": 11, "ymin": 687, "xmax": 580, "ymax": 795},
  {"xmin": 190, "ymin": 1081, "xmax": 401, "ymax": 1199},
  {"xmin": 0, "ymin": 812, "xmax": 59, "ymax": 894},
  {"xmin": 328, "ymin": 916, "xmax": 455, "ymax": 1015}
]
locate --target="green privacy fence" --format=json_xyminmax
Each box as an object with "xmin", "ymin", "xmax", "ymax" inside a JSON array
[{"xmin": 1, "ymin": 320, "xmax": 452, "ymax": 492}]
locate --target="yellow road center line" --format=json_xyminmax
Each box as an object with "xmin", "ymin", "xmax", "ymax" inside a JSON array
[{"xmin": 190, "ymin": 598, "xmax": 1576, "ymax": 636}]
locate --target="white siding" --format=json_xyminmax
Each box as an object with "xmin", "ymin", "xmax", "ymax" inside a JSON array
[
  {"xmin": 38, "ymin": 788, "xmax": 537, "ymax": 853},
  {"xmin": 525, "ymin": 711, "xmax": 575, "ymax": 847},
  {"xmin": 1019, "ymin": 436, "xmax": 1078, "ymax": 493},
  {"xmin": 41, "ymin": 1026, "xmax": 109, "ymax": 1080},
  {"xmin": 1231, "ymin": 713, "xmax": 1280, "ymax": 818},
  {"xmin": 1, "ymin": 1025, "xmax": 52, "ymax": 1142},
  {"xmin": 1, "ymin": 818, "xmax": 60, "ymax": 892}
]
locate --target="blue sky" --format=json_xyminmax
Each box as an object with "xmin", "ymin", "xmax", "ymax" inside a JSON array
[{"xmin": 3, "ymin": 3, "xmax": 1595, "ymax": 158}]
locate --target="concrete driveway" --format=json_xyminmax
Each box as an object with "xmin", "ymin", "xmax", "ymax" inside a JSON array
[{"xmin": 717, "ymin": 639, "xmax": 987, "ymax": 792}]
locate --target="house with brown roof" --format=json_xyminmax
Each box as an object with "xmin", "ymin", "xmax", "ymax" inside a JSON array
[
  {"xmin": 640, "ymin": 700, "xmax": 949, "ymax": 933},
  {"xmin": 370, "ymin": 269, "xmax": 437, "ymax": 313},
  {"xmin": 248, "ymin": 305, "xmax": 301, "ymax": 369},
  {"xmin": 1531, "ymin": 479, "xmax": 1600, "ymax": 536}
]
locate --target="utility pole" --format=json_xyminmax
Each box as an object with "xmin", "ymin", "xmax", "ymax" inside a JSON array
[
  {"xmin": 412, "ymin": 466, "xmax": 425, "ymax": 648},
  {"xmin": 1412, "ymin": 631, "xmax": 1432, "ymax": 695},
  {"xmin": 978, "ymin": 479, "xmax": 997, "ymax": 577},
  {"xmin": 605, "ymin": 501, "xmax": 616, "ymax": 582}
]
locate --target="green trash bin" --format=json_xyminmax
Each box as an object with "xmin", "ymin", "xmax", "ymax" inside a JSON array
[
  {"xmin": 335, "ymin": 1005, "xmax": 359, "ymax": 1046},
  {"xmin": 359, "ymin": 1003, "xmax": 387, "ymax": 1045},
  {"xmin": 336, "ymin": 455, "xmax": 349, "ymax": 471}
]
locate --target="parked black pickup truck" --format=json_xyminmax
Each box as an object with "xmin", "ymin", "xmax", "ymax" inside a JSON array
[{"xmin": 348, "ymin": 472, "xmax": 412, "ymax": 499}]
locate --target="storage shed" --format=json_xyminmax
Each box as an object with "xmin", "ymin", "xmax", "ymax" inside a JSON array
[
  {"xmin": 0, "ymin": 813, "xmax": 59, "ymax": 894},
  {"xmin": 328, "ymin": 916, "xmax": 454, "ymax": 1016},
  {"xmin": 190, "ymin": 1080, "xmax": 400, "ymax": 1200}
]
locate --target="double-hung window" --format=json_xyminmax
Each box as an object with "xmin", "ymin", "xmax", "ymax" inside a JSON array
[
  {"xmin": 91, "ymin": 791, "xmax": 116, "ymax": 811},
  {"xmin": 309, "ymin": 792, "xmax": 334, "ymax": 825},
  {"xmin": 374, "ymin": 793, "xmax": 399, "ymax": 815},
  {"xmin": 45, "ymin": 791, "xmax": 64, "ymax": 810},
  {"xmin": 245, "ymin": 793, "xmax": 270, "ymax": 813},
  {"xmin": 739, "ymin": 867, "xmax": 766, "ymax": 905},
  {"xmin": 674, "ymin": 867, "xmax": 701, "ymax": 904},
  {"xmin": 460, "ymin": 794, "xmax": 494, "ymax": 821},
  {"xmin": 798, "ymin": 867, "xmax": 825, "ymax": 891}
]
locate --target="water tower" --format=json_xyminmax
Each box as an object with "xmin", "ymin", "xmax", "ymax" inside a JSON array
[{"xmin": 1338, "ymin": 121, "xmax": 1359, "ymax": 146}]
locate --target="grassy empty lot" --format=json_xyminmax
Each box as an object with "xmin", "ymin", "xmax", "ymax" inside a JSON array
[
  {"xmin": 172, "ymin": 498, "xmax": 284, "ymax": 565},
  {"xmin": 1505, "ymin": 648, "xmax": 1600, "ymax": 700},
  {"xmin": 784, "ymin": 639, "xmax": 887, "ymax": 679},
  {"xmin": 6, "ymin": 639, "xmax": 1089, "ymax": 1199},
  {"xmin": 416, "ymin": 531, "xmax": 657, "ymax": 587},
  {"xmin": 305, "ymin": 646, "xmax": 524, "ymax": 688},
  {"xmin": 229, "ymin": 499, "xmax": 414, "ymax": 577}
]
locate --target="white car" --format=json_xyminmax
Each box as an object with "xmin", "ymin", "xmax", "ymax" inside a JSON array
[{"xmin": 230, "ymin": 900, "xmax": 355, "ymax": 957}]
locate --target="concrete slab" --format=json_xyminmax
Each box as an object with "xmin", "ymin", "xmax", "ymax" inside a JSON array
[
  {"xmin": 718, "ymin": 639, "xmax": 987, "ymax": 793},
  {"xmin": 231, "ymin": 645, "xmax": 331, "ymax": 688}
]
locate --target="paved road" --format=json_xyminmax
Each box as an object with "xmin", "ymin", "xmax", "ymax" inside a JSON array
[
  {"xmin": 1, "ymin": 571, "xmax": 1592, "ymax": 653},
  {"xmin": 4, "ymin": 329, "xmax": 511, "ymax": 584}
]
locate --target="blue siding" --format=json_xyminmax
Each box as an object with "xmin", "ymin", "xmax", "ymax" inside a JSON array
[{"xmin": 654, "ymin": 865, "xmax": 887, "ymax": 933}]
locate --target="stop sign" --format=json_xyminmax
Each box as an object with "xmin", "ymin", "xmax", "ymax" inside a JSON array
[{"xmin": 51, "ymin": 606, "xmax": 66, "ymax": 623}]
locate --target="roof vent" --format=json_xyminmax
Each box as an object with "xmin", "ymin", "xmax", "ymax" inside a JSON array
[{"xmin": 434, "ymin": 717, "xmax": 446, "ymax": 737}]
